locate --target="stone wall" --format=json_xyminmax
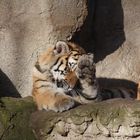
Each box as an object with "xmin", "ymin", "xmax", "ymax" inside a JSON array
[
  {"xmin": 0, "ymin": 97, "xmax": 140, "ymax": 140},
  {"xmin": 31, "ymin": 99, "xmax": 140, "ymax": 140}
]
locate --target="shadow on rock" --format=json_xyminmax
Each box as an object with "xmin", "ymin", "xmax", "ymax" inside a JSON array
[
  {"xmin": 0, "ymin": 69, "xmax": 21, "ymax": 98},
  {"xmin": 71, "ymin": 0, "xmax": 125, "ymax": 63}
]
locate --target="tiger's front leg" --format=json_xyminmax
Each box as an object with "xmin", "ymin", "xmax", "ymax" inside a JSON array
[
  {"xmin": 33, "ymin": 89, "xmax": 76, "ymax": 112},
  {"xmin": 75, "ymin": 53, "xmax": 99, "ymax": 100}
]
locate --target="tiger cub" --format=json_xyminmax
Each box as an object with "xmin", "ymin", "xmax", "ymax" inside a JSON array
[
  {"xmin": 32, "ymin": 41, "xmax": 136, "ymax": 112},
  {"xmin": 32, "ymin": 41, "xmax": 98, "ymax": 112}
]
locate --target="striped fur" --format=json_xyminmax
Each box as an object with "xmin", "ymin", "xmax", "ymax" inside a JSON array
[
  {"xmin": 32, "ymin": 41, "xmax": 136, "ymax": 112},
  {"xmin": 98, "ymin": 87, "xmax": 135, "ymax": 101},
  {"xmin": 32, "ymin": 41, "xmax": 95, "ymax": 112}
]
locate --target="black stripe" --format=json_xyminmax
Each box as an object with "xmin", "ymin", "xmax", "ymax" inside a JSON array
[
  {"xmin": 73, "ymin": 53, "xmax": 81, "ymax": 57},
  {"xmin": 108, "ymin": 89, "xmax": 115, "ymax": 98},
  {"xmin": 65, "ymin": 57, "xmax": 69, "ymax": 69},
  {"xmin": 118, "ymin": 89, "xmax": 125, "ymax": 98},
  {"xmin": 53, "ymin": 56, "xmax": 69, "ymax": 73},
  {"xmin": 129, "ymin": 90, "xmax": 135, "ymax": 98},
  {"xmin": 101, "ymin": 89, "xmax": 114, "ymax": 100},
  {"xmin": 54, "ymin": 61, "xmax": 63, "ymax": 72},
  {"xmin": 50, "ymin": 56, "xmax": 61, "ymax": 70},
  {"xmin": 35, "ymin": 63, "xmax": 45, "ymax": 73}
]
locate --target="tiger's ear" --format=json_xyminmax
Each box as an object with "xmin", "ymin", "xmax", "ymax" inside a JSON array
[{"xmin": 53, "ymin": 41, "xmax": 70, "ymax": 55}]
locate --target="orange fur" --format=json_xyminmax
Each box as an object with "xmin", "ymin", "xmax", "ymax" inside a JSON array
[
  {"xmin": 32, "ymin": 41, "xmax": 85, "ymax": 112},
  {"xmin": 33, "ymin": 89, "xmax": 73, "ymax": 111},
  {"xmin": 65, "ymin": 71, "xmax": 78, "ymax": 89},
  {"xmin": 137, "ymin": 82, "xmax": 140, "ymax": 100},
  {"xmin": 32, "ymin": 41, "xmax": 137, "ymax": 112}
]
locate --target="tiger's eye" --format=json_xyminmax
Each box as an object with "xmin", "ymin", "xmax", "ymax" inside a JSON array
[{"xmin": 57, "ymin": 46, "xmax": 62, "ymax": 53}]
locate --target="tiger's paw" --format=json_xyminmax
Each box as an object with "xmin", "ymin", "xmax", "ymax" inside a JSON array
[
  {"xmin": 53, "ymin": 97, "xmax": 76, "ymax": 112},
  {"xmin": 76, "ymin": 53, "xmax": 95, "ymax": 80},
  {"xmin": 41, "ymin": 96, "xmax": 76, "ymax": 112}
]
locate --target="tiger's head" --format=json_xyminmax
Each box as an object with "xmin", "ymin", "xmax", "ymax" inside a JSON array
[{"xmin": 34, "ymin": 41, "xmax": 85, "ymax": 90}]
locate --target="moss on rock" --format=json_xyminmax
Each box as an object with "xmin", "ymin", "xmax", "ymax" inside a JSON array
[{"xmin": 0, "ymin": 97, "xmax": 36, "ymax": 140}]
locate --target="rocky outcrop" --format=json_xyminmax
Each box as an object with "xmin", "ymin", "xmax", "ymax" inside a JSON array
[
  {"xmin": 0, "ymin": 97, "xmax": 140, "ymax": 140},
  {"xmin": 31, "ymin": 99, "xmax": 140, "ymax": 140}
]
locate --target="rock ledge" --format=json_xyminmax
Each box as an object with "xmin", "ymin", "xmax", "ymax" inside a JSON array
[{"xmin": 31, "ymin": 99, "xmax": 140, "ymax": 140}]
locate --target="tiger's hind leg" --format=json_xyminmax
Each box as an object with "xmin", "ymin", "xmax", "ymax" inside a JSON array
[
  {"xmin": 33, "ymin": 90, "xmax": 76, "ymax": 112},
  {"xmin": 137, "ymin": 82, "xmax": 140, "ymax": 100},
  {"xmin": 75, "ymin": 53, "xmax": 99, "ymax": 100}
]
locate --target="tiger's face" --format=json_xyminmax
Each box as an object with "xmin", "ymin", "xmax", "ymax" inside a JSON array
[{"xmin": 35, "ymin": 41, "xmax": 85, "ymax": 90}]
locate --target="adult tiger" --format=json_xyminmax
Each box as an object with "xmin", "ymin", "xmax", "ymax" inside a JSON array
[{"xmin": 32, "ymin": 41, "xmax": 136, "ymax": 112}]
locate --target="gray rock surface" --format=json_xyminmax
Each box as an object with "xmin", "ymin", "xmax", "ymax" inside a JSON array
[
  {"xmin": 31, "ymin": 99, "xmax": 140, "ymax": 140},
  {"xmin": 0, "ymin": 0, "xmax": 87, "ymax": 97},
  {"xmin": 0, "ymin": 97, "xmax": 140, "ymax": 140},
  {"xmin": 93, "ymin": 0, "xmax": 140, "ymax": 83}
]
